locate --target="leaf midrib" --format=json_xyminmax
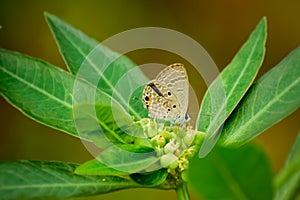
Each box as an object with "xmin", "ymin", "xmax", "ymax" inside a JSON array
[
  {"xmin": 0, "ymin": 182, "xmax": 133, "ymax": 190},
  {"xmin": 206, "ymin": 26, "xmax": 263, "ymax": 134},
  {"xmin": 0, "ymin": 67, "xmax": 71, "ymax": 108},
  {"xmin": 101, "ymin": 156, "xmax": 159, "ymax": 171},
  {"xmin": 228, "ymin": 71, "xmax": 300, "ymax": 142},
  {"xmin": 1, "ymin": 63, "xmax": 129, "ymax": 143},
  {"xmin": 57, "ymin": 26, "xmax": 142, "ymax": 119}
]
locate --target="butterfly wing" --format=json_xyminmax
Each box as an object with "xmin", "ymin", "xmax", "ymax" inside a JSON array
[
  {"xmin": 142, "ymin": 81, "xmax": 180, "ymax": 120},
  {"xmin": 156, "ymin": 63, "xmax": 189, "ymax": 121}
]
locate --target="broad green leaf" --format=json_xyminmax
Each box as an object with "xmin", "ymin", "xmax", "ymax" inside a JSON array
[
  {"xmin": 97, "ymin": 144, "xmax": 160, "ymax": 173},
  {"xmin": 45, "ymin": 12, "xmax": 148, "ymax": 119},
  {"xmin": 0, "ymin": 160, "xmax": 140, "ymax": 200},
  {"xmin": 0, "ymin": 49, "xmax": 133, "ymax": 145},
  {"xmin": 198, "ymin": 17, "xmax": 267, "ymax": 157},
  {"xmin": 0, "ymin": 49, "xmax": 84, "ymax": 137},
  {"xmin": 220, "ymin": 47, "xmax": 300, "ymax": 146},
  {"xmin": 189, "ymin": 144, "xmax": 273, "ymax": 200},
  {"xmin": 275, "ymin": 132, "xmax": 300, "ymax": 200},
  {"xmin": 75, "ymin": 159, "xmax": 168, "ymax": 187},
  {"xmin": 130, "ymin": 169, "xmax": 168, "ymax": 186}
]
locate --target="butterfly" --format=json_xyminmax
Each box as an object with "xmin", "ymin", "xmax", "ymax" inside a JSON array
[{"xmin": 142, "ymin": 63, "xmax": 190, "ymax": 124}]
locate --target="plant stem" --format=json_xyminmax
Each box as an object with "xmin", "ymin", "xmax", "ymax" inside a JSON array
[{"xmin": 176, "ymin": 182, "xmax": 190, "ymax": 200}]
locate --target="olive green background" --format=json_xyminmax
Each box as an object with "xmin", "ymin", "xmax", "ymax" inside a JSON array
[{"xmin": 0, "ymin": 1, "xmax": 299, "ymax": 199}]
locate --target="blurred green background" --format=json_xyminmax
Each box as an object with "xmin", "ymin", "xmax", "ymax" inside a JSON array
[{"xmin": 0, "ymin": 1, "xmax": 299, "ymax": 199}]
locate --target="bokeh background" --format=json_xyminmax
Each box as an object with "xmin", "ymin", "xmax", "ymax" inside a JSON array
[{"xmin": 1, "ymin": 1, "xmax": 300, "ymax": 199}]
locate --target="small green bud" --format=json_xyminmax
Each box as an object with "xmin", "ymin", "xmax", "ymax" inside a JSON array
[
  {"xmin": 155, "ymin": 147, "xmax": 164, "ymax": 157},
  {"xmin": 168, "ymin": 132, "xmax": 177, "ymax": 139},
  {"xmin": 168, "ymin": 159, "xmax": 179, "ymax": 169},
  {"xmin": 164, "ymin": 139, "xmax": 179, "ymax": 154},
  {"xmin": 172, "ymin": 126, "xmax": 179, "ymax": 134},
  {"xmin": 151, "ymin": 135, "xmax": 166, "ymax": 147},
  {"xmin": 139, "ymin": 118, "xmax": 151, "ymax": 126},
  {"xmin": 181, "ymin": 170, "xmax": 189, "ymax": 182},
  {"xmin": 183, "ymin": 132, "xmax": 195, "ymax": 146},
  {"xmin": 160, "ymin": 153, "xmax": 178, "ymax": 168},
  {"xmin": 163, "ymin": 126, "xmax": 171, "ymax": 132},
  {"xmin": 167, "ymin": 168, "xmax": 176, "ymax": 175},
  {"xmin": 160, "ymin": 131, "xmax": 170, "ymax": 140},
  {"xmin": 181, "ymin": 145, "xmax": 198, "ymax": 158},
  {"xmin": 192, "ymin": 131, "xmax": 206, "ymax": 146},
  {"xmin": 146, "ymin": 121, "xmax": 158, "ymax": 137}
]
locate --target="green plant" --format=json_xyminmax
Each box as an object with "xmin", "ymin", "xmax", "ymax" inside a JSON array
[{"xmin": 0, "ymin": 13, "xmax": 299, "ymax": 200}]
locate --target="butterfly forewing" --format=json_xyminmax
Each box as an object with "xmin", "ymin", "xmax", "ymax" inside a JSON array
[{"xmin": 142, "ymin": 63, "xmax": 189, "ymax": 124}]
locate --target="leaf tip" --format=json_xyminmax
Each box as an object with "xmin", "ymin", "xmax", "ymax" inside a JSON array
[
  {"xmin": 43, "ymin": 11, "xmax": 52, "ymax": 20},
  {"xmin": 44, "ymin": 12, "xmax": 59, "ymax": 25}
]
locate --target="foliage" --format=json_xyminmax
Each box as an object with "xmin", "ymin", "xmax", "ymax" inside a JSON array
[{"xmin": 0, "ymin": 13, "xmax": 299, "ymax": 200}]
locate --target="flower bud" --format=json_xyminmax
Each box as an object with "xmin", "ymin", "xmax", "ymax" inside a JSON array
[
  {"xmin": 192, "ymin": 131, "xmax": 206, "ymax": 146},
  {"xmin": 164, "ymin": 139, "xmax": 179, "ymax": 154},
  {"xmin": 160, "ymin": 153, "xmax": 178, "ymax": 168},
  {"xmin": 172, "ymin": 126, "xmax": 179, "ymax": 134},
  {"xmin": 139, "ymin": 118, "xmax": 151, "ymax": 126},
  {"xmin": 183, "ymin": 132, "xmax": 195, "ymax": 146},
  {"xmin": 151, "ymin": 135, "xmax": 166, "ymax": 147},
  {"xmin": 181, "ymin": 170, "xmax": 189, "ymax": 182},
  {"xmin": 146, "ymin": 121, "xmax": 158, "ymax": 137}
]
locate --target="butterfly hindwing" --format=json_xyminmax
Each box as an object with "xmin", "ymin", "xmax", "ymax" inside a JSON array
[{"xmin": 156, "ymin": 63, "xmax": 189, "ymax": 117}]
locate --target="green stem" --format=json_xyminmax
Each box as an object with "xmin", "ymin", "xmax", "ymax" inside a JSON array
[{"xmin": 176, "ymin": 182, "xmax": 190, "ymax": 200}]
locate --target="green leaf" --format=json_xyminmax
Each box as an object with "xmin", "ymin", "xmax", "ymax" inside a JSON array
[
  {"xmin": 197, "ymin": 17, "xmax": 267, "ymax": 157},
  {"xmin": 287, "ymin": 133, "xmax": 300, "ymax": 165},
  {"xmin": 275, "ymin": 132, "xmax": 300, "ymax": 200},
  {"xmin": 130, "ymin": 169, "xmax": 168, "ymax": 186},
  {"xmin": 45, "ymin": 12, "xmax": 148, "ymax": 120},
  {"xmin": 188, "ymin": 144, "xmax": 273, "ymax": 200},
  {"xmin": 0, "ymin": 160, "xmax": 140, "ymax": 200},
  {"xmin": 74, "ymin": 103, "xmax": 142, "ymax": 148},
  {"xmin": 75, "ymin": 159, "xmax": 129, "ymax": 176},
  {"xmin": 0, "ymin": 49, "xmax": 133, "ymax": 145},
  {"xmin": 220, "ymin": 47, "xmax": 300, "ymax": 146},
  {"xmin": 0, "ymin": 49, "xmax": 83, "ymax": 137},
  {"xmin": 274, "ymin": 161, "xmax": 300, "ymax": 200},
  {"xmin": 97, "ymin": 144, "xmax": 160, "ymax": 173},
  {"xmin": 76, "ymin": 161, "xmax": 168, "ymax": 187},
  {"xmin": 45, "ymin": 12, "xmax": 98, "ymax": 75}
]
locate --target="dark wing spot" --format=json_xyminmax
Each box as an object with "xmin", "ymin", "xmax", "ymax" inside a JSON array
[
  {"xmin": 173, "ymin": 105, "xmax": 177, "ymax": 108},
  {"xmin": 167, "ymin": 91, "xmax": 172, "ymax": 96},
  {"xmin": 144, "ymin": 96, "xmax": 150, "ymax": 101}
]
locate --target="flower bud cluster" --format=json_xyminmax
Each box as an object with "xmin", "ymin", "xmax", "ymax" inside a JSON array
[{"xmin": 134, "ymin": 118, "xmax": 205, "ymax": 173}]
